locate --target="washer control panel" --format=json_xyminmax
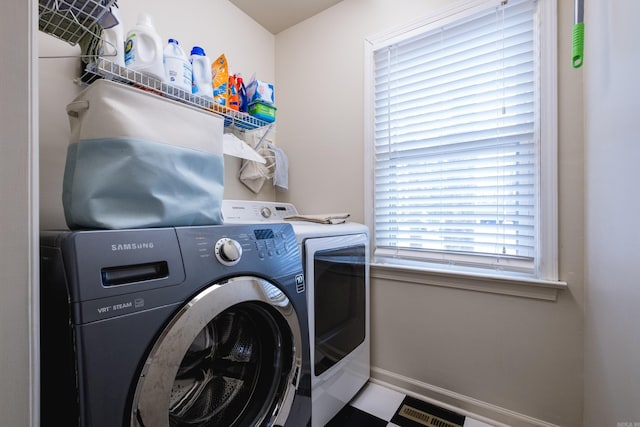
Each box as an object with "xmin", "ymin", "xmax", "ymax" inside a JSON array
[
  {"xmin": 176, "ymin": 224, "xmax": 299, "ymax": 274},
  {"xmin": 250, "ymin": 227, "xmax": 289, "ymax": 260}
]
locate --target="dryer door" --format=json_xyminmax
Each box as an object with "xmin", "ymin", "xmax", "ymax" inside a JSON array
[{"xmin": 130, "ymin": 276, "xmax": 302, "ymax": 427}]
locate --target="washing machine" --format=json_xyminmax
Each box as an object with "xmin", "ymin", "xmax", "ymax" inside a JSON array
[
  {"xmin": 222, "ymin": 200, "xmax": 370, "ymax": 427},
  {"xmin": 39, "ymin": 224, "xmax": 311, "ymax": 427}
]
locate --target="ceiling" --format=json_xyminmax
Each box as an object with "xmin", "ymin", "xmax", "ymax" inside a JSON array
[{"xmin": 228, "ymin": 0, "xmax": 344, "ymax": 34}]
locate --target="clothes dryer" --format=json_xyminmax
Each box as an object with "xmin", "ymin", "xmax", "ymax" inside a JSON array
[
  {"xmin": 222, "ymin": 201, "xmax": 370, "ymax": 427},
  {"xmin": 40, "ymin": 224, "xmax": 311, "ymax": 427}
]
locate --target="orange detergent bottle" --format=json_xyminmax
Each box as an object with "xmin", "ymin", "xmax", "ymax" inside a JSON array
[
  {"xmin": 228, "ymin": 74, "xmax": 240, "ymax": 111},
  {"xmin": 237, "ymin": 75, "xmax": 248, "ymax": 112}
]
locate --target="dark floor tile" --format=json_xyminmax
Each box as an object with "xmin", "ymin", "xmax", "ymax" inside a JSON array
[{"xmin": 325, "ymin": 405, "xmax": 389, "ymax": 427}]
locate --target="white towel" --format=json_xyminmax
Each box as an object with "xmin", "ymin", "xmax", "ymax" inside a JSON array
[
  {"xmin": 284, "ymin": 213, "xmax": 351, "ymax": 224},
  {"xmin": 269, "ymin": 145, "xmax": 289, "ymax": 192},
  {"xmin": 239, "ymin": 146, "xmax": 275, "ymax": 193},
  {"xmin": 238, "ymin": 128, "xmax": 275, "ymax": 193}
]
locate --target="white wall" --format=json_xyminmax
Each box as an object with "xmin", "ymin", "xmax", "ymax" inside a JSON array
[
  {"xmin": 276, "ymin": 1, "xmax": 584, "ymax": 425},
  {"xmin": 0, "ymin": 0, "xmax": 38, "ymax": 425},
  {"xmin": 29, "ymin": 1, "xmax": 640, "ymax": 425},
  {"xmin": 584, "ymin": 1, "xmax": 640, "ymax": 425},
  {"xmin": 39, "ymin": 0, "xmax": 277, "ymax": 229}
]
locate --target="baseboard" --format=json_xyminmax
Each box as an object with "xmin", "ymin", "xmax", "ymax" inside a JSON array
[{"xmin": 370, "ymin": 366, "xmax": 560, "ymax": 427}]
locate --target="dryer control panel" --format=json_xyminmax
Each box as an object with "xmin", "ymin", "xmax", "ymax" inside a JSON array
[{"xmin": 222, "ymin": 199, "xmax": 298, "ymax": 223}]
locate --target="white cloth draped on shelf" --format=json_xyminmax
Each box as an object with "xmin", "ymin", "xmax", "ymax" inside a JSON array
[{"xmin": 238, "ymin": 126, "xmax": 288, "ymax": 193}]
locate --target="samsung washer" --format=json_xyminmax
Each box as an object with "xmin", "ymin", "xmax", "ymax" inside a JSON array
[
  {"xmin": 40, "ymin": 224, "xmax": 311, "ymax": 427},
  {"xmin": 222, "ymin": 200, "xmax": 370, "ymax": 427}
]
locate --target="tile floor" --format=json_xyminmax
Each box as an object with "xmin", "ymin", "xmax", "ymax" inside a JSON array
[{"xmin": 326, "ymin": 382, "xmax": 495, "ymax": 427}]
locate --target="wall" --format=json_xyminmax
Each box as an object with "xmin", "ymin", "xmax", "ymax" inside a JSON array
[
  {"xmin": 584, "ymin": 1, "xmax": 640, "ymax": 425},
  {"xmin": 22, "ymin": 0, "xmax": 638, "ymax": 425},
  {"xmin": 276, "ymin": 0, "xmax": 584, "ymax": 425},
  {"xmin": 39, "ymin": 0, "xmax": 277, "ymax": 229},
  {"xmin": 0, "ymin": 0, "xmax": 38, "ymax": 425}
]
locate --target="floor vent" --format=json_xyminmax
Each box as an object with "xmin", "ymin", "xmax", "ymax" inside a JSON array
[
  {"xmin": 391, "ymin": 396, "xmax": 465, "ymax": 427},
  {"xmin": 398, "ymin": 404, "xmax": 457, "ymax": 427}
]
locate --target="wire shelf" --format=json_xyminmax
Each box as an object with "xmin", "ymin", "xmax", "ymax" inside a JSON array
[
  {"xmin": 40, "ymin": 0, "xmax": 273, "ymax": 131},
  {"xmin": 82, "ymin": 58, "xmax": 273, "ymax": 131},
  {"xmin": 39, "ymin": 0, "xmax": 116, "ymax": 46}
]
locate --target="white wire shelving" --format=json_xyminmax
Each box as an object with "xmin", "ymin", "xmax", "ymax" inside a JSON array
[
  {"xmin": 41, "ymin": 0, "xmax": 274, "ymax": 131},
  {"xmin": 82, "ymin": 59, "xmax": 273, "ymax": 131}
]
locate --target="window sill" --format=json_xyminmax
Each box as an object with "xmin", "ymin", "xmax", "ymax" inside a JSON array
[{"xmin": 370, "ymin": 262, "xmax": 567, "ymax": 301}]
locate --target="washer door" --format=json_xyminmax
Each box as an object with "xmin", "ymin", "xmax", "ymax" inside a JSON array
[{"xmin": 131, "ymin": 277, "xmax": 302, "ymax": 427}]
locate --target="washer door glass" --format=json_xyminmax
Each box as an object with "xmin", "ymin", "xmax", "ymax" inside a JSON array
[{"xmin": 131, "ymin": 277, "xmax": 302, "ymax": 427}]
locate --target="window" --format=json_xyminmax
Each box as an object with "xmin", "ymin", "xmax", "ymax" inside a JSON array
[{"xmin": 365, "ymin": 0, "xmax": 558, "ymax": 283}]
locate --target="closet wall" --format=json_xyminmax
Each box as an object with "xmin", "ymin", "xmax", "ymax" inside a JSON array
[
  {"xmin": 39, "ymin": 0, "xmax": 277, "ymax": 229},
  {"xmin": 0, "ymin": 0, "xmax": 37, "ymax": 425}
]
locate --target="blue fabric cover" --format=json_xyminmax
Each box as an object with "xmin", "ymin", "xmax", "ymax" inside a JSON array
[{"xmin": 63, "ymin": 137, "xmax": 224, "ymax": 229}]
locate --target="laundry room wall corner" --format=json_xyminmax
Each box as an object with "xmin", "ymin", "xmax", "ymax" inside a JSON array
[{"xmin": 38, "ymin": 0, "xmax": 277, "ymax": 230}]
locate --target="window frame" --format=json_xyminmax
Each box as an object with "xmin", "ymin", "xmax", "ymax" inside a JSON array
[{"xmin": 363, "ymin": 0, "xmax": 566, "ymax": 298}]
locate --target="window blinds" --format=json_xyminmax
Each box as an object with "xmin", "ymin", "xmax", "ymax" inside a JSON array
[{"xmin": 373, "ymin": 0, "xmax": 537, "ymax": 273}]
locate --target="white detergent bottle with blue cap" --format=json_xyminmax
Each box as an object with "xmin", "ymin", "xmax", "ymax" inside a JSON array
[
  {"xmin": 190, "ymin": 46, "xmax": 214, "ymax": 99},
  {"xmin": 163, "ymin": 39, "xmax": 192, "ymax": 92},
  {"xmin": 124, "ymin": 13, "xmax": 164, "ymax": 81}
]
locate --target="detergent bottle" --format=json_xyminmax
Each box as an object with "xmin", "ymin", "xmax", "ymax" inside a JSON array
[
  {"xmin": 237, "ymin": 75, "xmax": 248, "ymax": 112},
  {"xmin": 190, "ymin": 46, "xmax": 214, "ymax": 99},
  {"xmin": 228, "ymin": 74, "xmax": 240, "ymax": 111},
  {"xmin": 124, "ymin": 13, "xmax": 164, "ymax": 81},
  {"xmin": 163, "ymin": 39, "xmax": 192, "ymax": 92}
]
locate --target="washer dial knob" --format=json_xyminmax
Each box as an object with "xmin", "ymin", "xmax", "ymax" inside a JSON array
[
  {"xmin": 215, "ymin": 238, "xmax": 243, "ymax": 266},
  {"xmin": 260, "ymin": 207, "xmax": 272, "ymax": 219}
]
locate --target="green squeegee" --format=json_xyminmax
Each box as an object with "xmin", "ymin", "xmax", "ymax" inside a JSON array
[{"xmin": 572, "ymin": 0, "xmax": 584, "ymax": 68}]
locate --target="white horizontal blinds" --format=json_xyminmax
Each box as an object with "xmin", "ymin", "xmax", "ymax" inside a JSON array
[{"xmin": 373, "ymin": 0, "xmax": 537, "ymax": 272}]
